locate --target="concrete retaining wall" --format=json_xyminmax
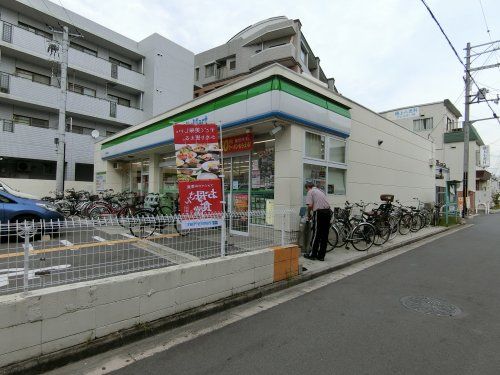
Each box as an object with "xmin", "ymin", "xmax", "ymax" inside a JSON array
[{"xmin": 0, "ymin": 245, "xmax": 300, "ymax": 369}]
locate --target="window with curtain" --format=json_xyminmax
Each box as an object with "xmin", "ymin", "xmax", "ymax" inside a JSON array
[
  {"xmin": 413, "ymin": 118, "xmax": 433, "ymax": 131},
  {"xmin": 305, "ymin": 132, "xmax": 325, "ymax": 159},
  {"xmin": 328, "ymin": 137, "xmax": 346, "ymax": 163}
]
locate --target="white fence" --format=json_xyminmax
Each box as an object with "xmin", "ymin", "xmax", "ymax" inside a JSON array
[{"xmin": 0, "ymin": 211, "xmax": 298, "ymax": 295}]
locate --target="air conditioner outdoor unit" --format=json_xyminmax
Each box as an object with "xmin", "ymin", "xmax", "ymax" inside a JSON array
[{"xmin": 113, "ymin": 162, "xmax": 122, "ymax": 170}]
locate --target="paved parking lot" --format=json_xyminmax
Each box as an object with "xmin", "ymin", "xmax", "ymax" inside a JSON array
[{"xmin": 0, "ymin": 222, "xmax": 279, "ymax": 295}]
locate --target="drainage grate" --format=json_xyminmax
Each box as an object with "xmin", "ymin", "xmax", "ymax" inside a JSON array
[{"xmin": 400, "ymin": 296, "xmax": 462, "ymax": 317}]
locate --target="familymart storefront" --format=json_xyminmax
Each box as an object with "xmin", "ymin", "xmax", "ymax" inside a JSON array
[{"xmin": 94, "ymin": 66, "xmax": 351, "ymax": 232}]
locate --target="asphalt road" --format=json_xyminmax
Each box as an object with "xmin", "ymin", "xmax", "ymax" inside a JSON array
[{"xmin": 111, "ymin": 214, "xmax": 500, "ymax": 375}]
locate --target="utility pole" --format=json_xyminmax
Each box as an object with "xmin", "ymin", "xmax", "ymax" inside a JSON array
[
  {"xmin": 461, "ymin": 40, "xmax": 500, "ymax": 217},
  {"xmin": 55, "ymin": 25, "xmax": 69, "ymax": 194},
  {"xmin": 462, "ymin": 43, "xmax": 471, "ymax": 218}
]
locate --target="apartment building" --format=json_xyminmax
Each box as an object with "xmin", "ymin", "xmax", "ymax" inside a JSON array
[
  {"xmin": 380, "ymin": 100, "xmax": 492, "ymax": 210},
  {"xmin": 193, "ymin": 16, "xmax": 336, "ymax": 97},
  {"xmin": 0, "ymin": 0, "xmax": 194, "ymax": 196}
]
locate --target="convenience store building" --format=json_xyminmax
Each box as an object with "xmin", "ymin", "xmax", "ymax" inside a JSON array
[{"xmin": 94, "ymin": 64, "xmax": 435, "ymax": 231}]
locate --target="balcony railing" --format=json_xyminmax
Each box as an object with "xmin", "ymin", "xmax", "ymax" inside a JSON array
[
  {"xmin": 1, "ymin": 20, "xmax": 145, "ymax": 90},
  {"xmin": 249, "ymin": 43, "xmax": 297, "ymax": 70},
  {"xmin": 0, "ymin": 72, "xmax": 60, "ymax": 109},
  {"xmin": 66, "ymin": 91, "xmax": 144, "ymax": 126}
]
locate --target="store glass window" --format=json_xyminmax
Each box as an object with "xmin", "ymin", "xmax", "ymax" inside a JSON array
[
  {"xmin": 327, "ymin": 167, "xmax": 346, "ymax": 195},
  {"xmin": 328, "ymin": 138, "xmax": 346, "ymax": 163},
  {"xmin": 305, "ymin": 132, "xmax": 325, "ymax": 160},
  {"xmin": 303, "ymin": 163, "xmax": 326, "ymax": 192}
]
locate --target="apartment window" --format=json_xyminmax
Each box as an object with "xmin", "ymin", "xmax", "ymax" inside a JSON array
[
  {"xmin": 109, "ymin": 57, "xmax": 132, "ymax": 70},
  {"xmin": 17, "ymin": 21, "xmax": 52, "ymax": 39},
  {"xmin": 205, "ymin": 63, "xmax": 215, "ymax": 78},
  {"xmin": 13, "ymin": 114, "xmax": 49, "ymax": 129},
  {"xmin": 413, "ymin": 118, "xmax": 433, "ymax": 131},
  {"xmin": 108, "ymin": 94, "xmax": 131, "ymax": 107},
  {"xmin": 70, "ymin": 41, "xmax": 97, "ymax": 57},
  {"xmin": 15, "ymin": 68, "xmax": 50, "ymax": 85},
  {"xmin": 229, "ymin": 60, "xmax": 236, "ymax": 70},
  {"xmin": 0, "ymin": 157, "xmax": 57, "ymax": 179},
  {"xmin": 75, "ymin": 163, "xmax": 94, "ymax": 182},
  {"xmin": 65, "ymin": 124, "xmax": 86, "ymax": 134},
  {"xmin": 194, "ymin": 67, "xmax": 199, "ymax": 81},
  {"xmin": 68, "ymin": 82, "xmax": 96, "ymax": 97},
  {"xmin": 300, "ymin": 43, "xmax": 308, "ymax": 64}
]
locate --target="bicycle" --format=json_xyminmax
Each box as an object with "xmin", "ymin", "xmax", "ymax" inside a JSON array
[
  {"xmin": 330, "ymin": 202, "xmax": 376, "ymax": 251},
  {"xmin": 130, "ymin": 193, "xmax": 190, "ymax": 238}
]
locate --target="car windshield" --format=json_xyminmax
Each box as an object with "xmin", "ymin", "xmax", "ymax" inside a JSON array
[{"xmin": 0, "ymin": 180, "xmax": 15, "ymax": 191}]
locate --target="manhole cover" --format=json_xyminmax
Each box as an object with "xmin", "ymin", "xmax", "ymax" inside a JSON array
[{"xmin": 400, "ymin": 296, "xmax": 462, "ymax": 317}]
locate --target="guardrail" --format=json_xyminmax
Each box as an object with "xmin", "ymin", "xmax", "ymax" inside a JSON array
[{"xmin": 0, "ymin": 210, "xmax": 298, "ymax": 295}]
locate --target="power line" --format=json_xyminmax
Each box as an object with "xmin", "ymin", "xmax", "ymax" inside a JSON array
[
  {"xmin": 477, "ymin": 0, "xmax": 500, "ymax": 73},
  {"xmin": 419, "ymin": 0, "xmax": 500, "ymax": 126}
]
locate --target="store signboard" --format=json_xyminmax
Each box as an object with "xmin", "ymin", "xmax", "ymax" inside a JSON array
[
  {"xmin": 222, "ymin": 133, "xmax": 253, "ymax": 154},
  {"xmin": 394, "ymin": 107, "xmax": 419, "ymax": 119},
  {"xmin": 479, "ymin": 145, "xmax": 490, "ymax": 167},
  {"xmin": 96, "ymin": 172, "xmax": 106, "ymax": 192},
  {"xmin": 173, "ymin": 123, "xmax": 223, "ymax": 229}
]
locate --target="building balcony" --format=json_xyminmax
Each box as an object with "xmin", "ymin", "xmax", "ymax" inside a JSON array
[
  {"xmin": 249, "ymin": 43, "xmax": 297, "ymax": 71},
  {"xmin": 68, "ymin": 48, "xmax": 145, "ymax": 91},
  {"xmin": 1, "ymin": 21, "xmax": 145, "ymax": 91},
  {"xmin": 66, "ymin": 91, "xmax": 144, "ymax": 126},
  {"xmin": 0, "ymin": 72, "xmax": 60, "ymax": 110}
]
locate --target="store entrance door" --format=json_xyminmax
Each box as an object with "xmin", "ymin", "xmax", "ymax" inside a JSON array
[{"xmin": 223, "ymin": 154, "xmax": 250, "ymax": 236}]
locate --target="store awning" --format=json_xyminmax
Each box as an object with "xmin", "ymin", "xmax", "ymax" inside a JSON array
[{"xmin": 100, "ymin": 65, "xmax": 351, "ymax": 160}]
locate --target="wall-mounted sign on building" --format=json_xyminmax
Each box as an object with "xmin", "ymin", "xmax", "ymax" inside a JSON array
[
  {"xmin": 173, "ymin": 123, "xmax": 223, "ymax": 229},
  {"xmin": 394, "ymin": 107, "xmax": 419, "ymax": 119},
  {"xmin": 222, "ymin": 133, "xmax": 253, "ymax": 154},
  {"xmin": 479, "ymin": 145, "xmax": 490, "ymax": 167}
]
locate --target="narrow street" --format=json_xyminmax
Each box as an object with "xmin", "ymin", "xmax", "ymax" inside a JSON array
[{"xmin": 50, "ymin": 214, "xmax": 500, "ymax": 375}]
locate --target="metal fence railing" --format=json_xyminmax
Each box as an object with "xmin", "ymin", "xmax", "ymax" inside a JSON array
[{"xmin": 0, "ymin": 210, "xmax": 298, "ymax": 295}]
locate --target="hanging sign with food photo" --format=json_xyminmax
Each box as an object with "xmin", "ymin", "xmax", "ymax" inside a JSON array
[
  {"xmin": 174, "ymin": 123, "xmax": 221, "ymax": 182},
  {"xmin": 173, "ymin": 123, "xmax": 223, "ymax": 229}
]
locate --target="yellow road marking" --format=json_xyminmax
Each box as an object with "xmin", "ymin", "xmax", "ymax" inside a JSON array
[{"xmin": 0, "ymin": 232, "xmax": 180, "ymax": 260}]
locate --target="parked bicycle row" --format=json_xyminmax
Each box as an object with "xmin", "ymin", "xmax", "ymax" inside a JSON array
[{"xmin": 325, "ymin": 195, "xmax": 439, "ymax": 252}]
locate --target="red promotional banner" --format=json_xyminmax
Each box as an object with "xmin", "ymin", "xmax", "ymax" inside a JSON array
[
  {"xmin": 178, "ymin": 180, "xmax": 223, "ymax": 216},
  {"xmin": 173, "ymin": 123, "xmax": 219, "ymax": 145},
  {"xmin": 222, "ymin": 133, "xmax": 253, "ymax": 154}
]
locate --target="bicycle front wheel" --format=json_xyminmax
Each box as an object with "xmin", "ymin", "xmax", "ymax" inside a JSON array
[
  {"xmin": 373, "ymin": 221, "xmax": 390, "ymax": 246},
  {"xmin": 410, "ymin": 215, "xmax": 422, "ymax": 232},
  {"xmin": 399, "ymin": 214, "xmax": 412, "ymax": 235},
  {"xmin": 327, "ymin": 225, "xmax": 339, "ymax": 252},
  {"xmin": 351, "ymin": 223, "xmax": 375, "ymax": 251},
  {"xmin": 130, "ymin": 209, "xmax": 156, "ymax": 238}
]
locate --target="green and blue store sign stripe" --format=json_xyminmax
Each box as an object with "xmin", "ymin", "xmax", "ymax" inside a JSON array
[{"xmin": 101, "ymin": 76, "xmax": 351, "ymax": 159}]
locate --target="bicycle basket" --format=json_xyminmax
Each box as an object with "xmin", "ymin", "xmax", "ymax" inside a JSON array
[{"xmin": 380, "ymin": 194, "xmax": 394, "ymax": 203}]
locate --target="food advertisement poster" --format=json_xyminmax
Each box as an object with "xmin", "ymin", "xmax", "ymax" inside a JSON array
[
  {"xmin": 222, "ymin": 133, "xmax": 253, "ymax": 154},
  {"xmin": 173, "ymin": 123, "xmax": 223, "ymax": 229},
  {"xmin": 178, "ymin": 180, "xmax": 223, "ymax": 229}
]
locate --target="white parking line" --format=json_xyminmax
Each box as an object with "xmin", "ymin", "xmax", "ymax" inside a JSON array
[
  {"xmin": 92, "ymin": 236, "xmax": 106, "ymax": 242},
  {"xmin": 22, "ymin": 243, "xmax": 34, "ymax": 252},
  {"xmin": 60, "ymin": 240, "xmax": 73, "ymax": 246},
  {"xmin": 121, "ymin": 233, "xmax": 135, "ymax": 239}
]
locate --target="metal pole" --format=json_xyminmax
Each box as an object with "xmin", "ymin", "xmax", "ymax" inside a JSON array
[
  {"xmin": 219, "ymin": 121, "xmax": 226, "ymax": 257},
  {"xmin": 56, "ymin": 26, "xmax": 69, "ymax": 194},
  {"xmin": 281, "ymin": 211, "xmax": 285, "ymax": 246},
  {"xmin": 462, "ymin": 42, "xmax": 471, "ymax": 218},
  {"xmin": 23, "ymin": 221, "xmax": 30, "ymax": 293}
]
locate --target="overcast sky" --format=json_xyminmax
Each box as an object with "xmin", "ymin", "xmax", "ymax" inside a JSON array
[{"xmin": 59, "ymin": 0, "xmax": 500, "ymax": 175}]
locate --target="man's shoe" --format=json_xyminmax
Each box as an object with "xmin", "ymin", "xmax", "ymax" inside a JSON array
[{"xmin": 303, "ymin": 253, "xmax": 316, "ymax": 260}]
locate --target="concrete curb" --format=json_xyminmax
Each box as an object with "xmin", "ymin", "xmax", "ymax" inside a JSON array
[{"xmin": 1, "ymin": 225, "xmax": 465, "ymax": 375}]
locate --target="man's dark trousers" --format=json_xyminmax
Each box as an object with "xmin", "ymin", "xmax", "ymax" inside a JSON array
[{"xmin": 308, "ymin": 208, "xmax": 331, "ymax": 259}]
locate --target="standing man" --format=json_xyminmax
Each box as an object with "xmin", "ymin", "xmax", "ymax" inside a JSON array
[{"xmin": 304, "ymin": 181, "xmax": 332, "ymax": 261}]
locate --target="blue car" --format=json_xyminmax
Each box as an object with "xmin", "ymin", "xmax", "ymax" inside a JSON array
[{"xmin": 0, "ymin": 191, "xmax": 64, "ymax": 239}]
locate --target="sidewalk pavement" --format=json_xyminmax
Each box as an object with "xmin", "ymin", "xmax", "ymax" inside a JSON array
[{"xmin": 299, "ymin": 226, "xmax": 450, "ymax": 278}]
